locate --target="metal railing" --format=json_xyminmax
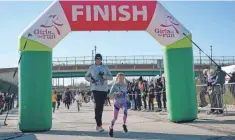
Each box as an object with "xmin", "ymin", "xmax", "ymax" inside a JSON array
[
  {"xmin": 223, "ymin": 83, "xmax": 235, "ymax": 110},
  {"xmin": 196, "ymin": 83, "xmax": 235, "ymax": 114},
  {"xmin": 196, "ymin": 84, "xmax": 224, "ymax": 110},
  {"xmin": 1, "ymin": 55, "xmax": 235, "ymax": 73},
  {"xmin": 52, "ymin": 55, "xmax": 235, "ymax": 66},
  {"xmin": 52, "ymin": 55, "xmax": 163, "ymax": 65}
]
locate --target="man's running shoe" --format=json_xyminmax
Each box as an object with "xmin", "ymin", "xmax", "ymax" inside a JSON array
[{"xmin": 96, "ymin": 126, "xmax": 104, "ymax": 132}]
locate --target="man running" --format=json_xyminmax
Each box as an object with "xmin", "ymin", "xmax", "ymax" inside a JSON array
[
  {"xmin": 85, "ymin": 53, "xmax": 113, "ymax": 132},
  {"xmin": 64, "ymin": 88, "xmax": 72, "ymax": 110},
  {"xmin": 56, "ymin": 92, "xmax": 62, "ymax": 110}
]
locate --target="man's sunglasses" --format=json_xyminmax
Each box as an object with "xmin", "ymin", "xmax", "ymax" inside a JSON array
[{"xmin": 96, "ymin": 57, "xmax": 102, "ymax": 60}]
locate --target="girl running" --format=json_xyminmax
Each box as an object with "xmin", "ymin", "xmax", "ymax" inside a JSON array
[{"xmin": 109, "ymin": 73, "xmax": 129, "ymax": 137}]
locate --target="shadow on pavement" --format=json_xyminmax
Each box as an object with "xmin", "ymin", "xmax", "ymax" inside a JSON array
[
  {"xmin": 0, "ymin": 132, "xmax": 37, "ymax": 140},
  {"xmin": 39, "ymin": 130, "xmax": 235, "ymax": 140},
  {"xmin": 194, "ymin": 119, "xmax": 235, "ymax": 125}
]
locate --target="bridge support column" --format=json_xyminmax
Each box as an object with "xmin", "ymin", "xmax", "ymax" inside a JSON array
[
  {"xmin": 163, "ymin": 35, "xmax": 197, "ymax": 122},
  {"xmin": 19, "ymin": 37, "xmax": 52, "ymax": 132}
]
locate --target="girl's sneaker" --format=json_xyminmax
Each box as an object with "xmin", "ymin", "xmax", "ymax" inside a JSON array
[
  {"xmin": 122, "ymin": 124, "xmax": 128, "ymax": 133},
  {"xmin": 109, "ymin": 127, "xmax": 113, "ymax": 137}
]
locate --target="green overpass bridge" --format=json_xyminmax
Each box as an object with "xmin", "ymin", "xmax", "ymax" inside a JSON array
[
  {"xmin": 52, "ymin": 55, "xmax": 233, "ymax": 78},
  {"xmin": 0, "ymin": 55, "xmax": 234, "ymax": 92},
  {"xmin": 53, "ymin": 70, "xmax": 160, "ymax": 78},
  {"xmin": 52, "ymin": 65, "xmax": 203, "ymax": 78}
]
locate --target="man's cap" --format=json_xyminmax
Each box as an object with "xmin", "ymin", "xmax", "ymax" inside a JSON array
[{"xmin": 95, "ymin": 53, "xmax": 102, "ymax": 60}]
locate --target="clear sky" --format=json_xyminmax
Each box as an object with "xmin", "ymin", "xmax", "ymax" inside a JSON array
[{"xmin": 0, "ymin": 1, "xmax": 235, "ymax": 69}]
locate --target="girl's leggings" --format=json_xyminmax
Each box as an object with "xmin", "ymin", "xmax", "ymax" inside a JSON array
[{"xmin": 110, "ymin": 102, "xmax": 128, "ymax": 128}]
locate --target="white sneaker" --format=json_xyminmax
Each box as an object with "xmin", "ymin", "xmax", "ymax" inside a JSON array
[
  {"xmin": 96, "ymin": 126, "xmax": 104, "ymax": 132},
  {"xmin": 142, "ymin": 109, "xmax": 147, "ymax": 112}
]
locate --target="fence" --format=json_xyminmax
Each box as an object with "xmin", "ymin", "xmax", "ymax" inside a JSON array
[
  {"xmin": 52, "ymin": 55, "xmax": 163, "ymax": 65},
  {"xmin": 223, "ymin": 83, "xmax": 235, "ymax": 110},
  {"xmin": 196, "ymin": 83, "xmax": 235, "ymax": 115},
  {"xmin": 54, "ymin": 82, "xmax": 235, "ymax": 114},
  {"xmin": 52, "ymin": 55, "xmax": 235, "ymax": 66}
]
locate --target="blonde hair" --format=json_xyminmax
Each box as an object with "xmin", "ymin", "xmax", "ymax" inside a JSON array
[
  {"xmin": 208, "ymin": 69, "xmax": 215, "ymax": 77},
  {"xmin": 203, "ymin": 69, "xmax": 208, "ymax": 75},
  {"xmin": 115, "ymin": 72, "xmax": 125, "ymax": 83}
]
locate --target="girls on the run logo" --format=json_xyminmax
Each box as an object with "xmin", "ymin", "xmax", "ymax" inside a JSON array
[
  {"xmin": 155, "ymin": 15, "xmax": 179, "ymax": 38},
  {"xmin": 34, "ymin": 15, "xmax": 63, "ymax": 40}
]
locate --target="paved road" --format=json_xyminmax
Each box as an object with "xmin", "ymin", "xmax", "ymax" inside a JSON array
[{"xmin": 0, "ymin": 102, "xmax": 235, "ymax": 140}]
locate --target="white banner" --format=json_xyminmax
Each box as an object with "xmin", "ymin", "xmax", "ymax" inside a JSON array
[
  {"xmin": 20, "ymin": 1, "xmax": 71, "ymax": 48},
  {"xmin": 146, "ymin": 2, "xmax": 191, "ymax": 46}
]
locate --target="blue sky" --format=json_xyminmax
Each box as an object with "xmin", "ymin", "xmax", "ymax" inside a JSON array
[{"xmin": 0, "ymin": 1, "xmax": 235, "ymax": 68}]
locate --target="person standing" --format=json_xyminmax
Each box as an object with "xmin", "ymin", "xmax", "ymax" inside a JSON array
[
  {"xmin": 155, "ymin": 77, "xmax": 163, "ymax": 112},
  {"xmin": 75, "ymin": 91, "xmax": 83, "ymax": 112},
  {"xmin": 199, "ymin": 69, "xmax": 209, "ymax": 107},
  {"xmin": 105, "ymin": 89, "xmax": 111, "ymax": 106},
  {"xmin": 211, "ymin": 66, "xmax": 226, "ymax": 114},
  {"xmin": 85, "ymin": 53, "xmax": 113, "ymax": 132},
  {"xmin": 134, "ymin": 80, "xmax": 141, "ymax": 111},
  {"xmin": 52, "ymin": 91, "xmax": 57, "ymax": 113},
  {"xmin": 141, "ymin": 80, "xmax": 148, "ymax": 111},
  {"xmin": 127, "ymin": 82, "xmax": 134, "ymax": 110},
  {"xmin": 161, "ymin": 74, "xmax": 167, "ymax": 111},
  {"xmin": 207, "ymin": 69, "xmax": 217, "ymax": 114},
  {"xmin": 148, "ymin": 83, "xmax": 155, "ymax": 111}
]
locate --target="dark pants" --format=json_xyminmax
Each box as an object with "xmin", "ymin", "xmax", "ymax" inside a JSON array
[
  {"xmin": 162, "ymin": 91, "xmax": 167, "ymax": 109},
  {"xmin": 11, "ymin": 100, "xmax": 14, "ymax": 109},
  {"xmin": 65, "ymin": 98, "xmax": 71, "ymax": 109},
  {"xmin": 93, "ymin": 90, "xmax": 107, "ymax": 127},
  {"xmin": 156, "ymin": 93, "xmax": 162, "ymax": 109},
  {"xmin": 134, "ymin": 98, "xmax": 137, "ymax": 110},
  {"xmin": 210, "ymin": 86, "xmax": 223, "ymax": 113},
  {"xmin": 9, "ymin": 101, "xmax": 12, "ymax": 110},
  {"xmin": 57, "ymin": 101, "xmax": 60, "ymax": 109},
  {"xmin": 148, "ymin": 94, "xmax": 154, "ymax": 110},
  {"xmin": 142, "ymin": 94, "xmax": 147, "ymax": 109},
  {"xmin": 200, "ymin": 87, "xmax": 208, "ymax": 107},
  {"xmin": 135, "ymin": 95, "xmax": 142, "ymax": 110}
]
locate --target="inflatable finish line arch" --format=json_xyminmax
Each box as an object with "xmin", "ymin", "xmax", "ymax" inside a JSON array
[{"xmin": 19, "ymin": 0, "xmax": 197, "ymax": 132}]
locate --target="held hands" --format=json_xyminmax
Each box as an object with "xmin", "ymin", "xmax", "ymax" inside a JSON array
[
  {"xmin": 90, "ymin": 77, "xmax": 96, "ymax": 83},
  {"xmin": 102, "ymin": 75, "xmax": 107, "ymax": 80}
]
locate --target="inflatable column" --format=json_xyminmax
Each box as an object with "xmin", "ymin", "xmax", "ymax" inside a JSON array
[
  {"xmin": 18, "ymin": 1, "xmax": 71, "ymax": 132},
  {"xmin": 164, "ymin": 35, "xmax": 197, "ymax": 122},
  {"xmin": 147, "ymin": 2, "xmax": 197, "ymax": 122},
  {"xmin": 18, "ymin": 37, "xmax": 52, "ymax": 132}
]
